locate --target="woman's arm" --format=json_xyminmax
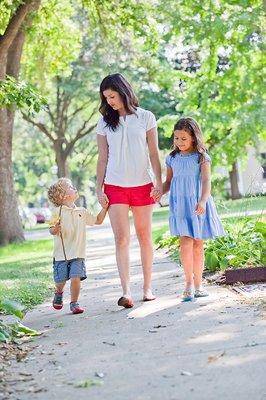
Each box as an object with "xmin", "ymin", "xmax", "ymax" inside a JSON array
[
  {"xmin": 195, "ymin": 161, "xmax": 211, "ymax": 215},
  {"xmin": 96, "ymin": 135, "xmax": 109, "ymax": 207},
  {"xmin": 162, "ymin": 167, "xmax": 173, "ymax": 195},
  {"xmin": 147, "ymin": 127, "xmax": 162, "ymax": 199}
]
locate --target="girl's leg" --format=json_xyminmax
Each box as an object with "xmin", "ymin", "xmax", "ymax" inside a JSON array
[
  {"xmin": 108, "ymin": 204, "xmax": 131, "ymax": 298},
  {"xmin": 131, "ymin": 205, "xmax": 155, "ymax": 299},
  {"xmin": 193, "ymin": 239, "xmax": 204, "ymax": 289},
  {"xmin": 70, "ymin": 277, "xmax": 81, "ymax": 303},
  {"xmin": 179, "ymin": 236, "xmax": 194, "ymax": 289}
]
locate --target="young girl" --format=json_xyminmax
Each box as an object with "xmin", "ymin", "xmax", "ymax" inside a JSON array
[
  {"xmin": 48, "ymin": 178, "xmax": 108, "ymax": 314},
  {"xmin": 157, "ymin": 117, "xmax": 225, "ymax": 301}
]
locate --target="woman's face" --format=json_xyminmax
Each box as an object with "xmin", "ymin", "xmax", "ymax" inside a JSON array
[
  {"xmin": 102, "ymin": 89, "xmax": 124, "ymax": 111},
  {"xmin": 174, "ymin": 129, "xmax": 195, "ymax": 153}
]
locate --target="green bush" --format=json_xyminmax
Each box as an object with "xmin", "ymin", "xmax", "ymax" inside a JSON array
[
  {"xmin": 205, "ymin": 219, "xmax": 265, "ymax": 272},
  {"xmin": 155, "ymin": 218, "xmax": 266, "ymax": 272}
]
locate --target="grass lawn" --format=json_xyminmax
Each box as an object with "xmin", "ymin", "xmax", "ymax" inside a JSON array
[
  {"xmin": 25, "ymin": 223, "xmax": 49, "ymax": 232},
  {"xmin": 0, "ymin": 239, "xmax": 53, "ymax": 310}
]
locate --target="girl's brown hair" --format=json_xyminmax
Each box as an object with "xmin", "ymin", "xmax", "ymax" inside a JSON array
[
  {"xmin": 169, "ymin": 117, "xmax": 208, "ymax": 162},
  {"xmin": 99, "ymin": 73, "xmax": 139, "ymax": 130}
]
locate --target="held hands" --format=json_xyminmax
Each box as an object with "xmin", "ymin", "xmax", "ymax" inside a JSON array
[
  {"xmin": 150, "ymin": 183, "xmax": 163, "ymax": 203},
  {"xmin": 97, "ymin": 190, "xmax": 109, "ymax": 208},
  {"xmin": 195, "ymin": 200, "xmax": 206, "ymax": 216}
]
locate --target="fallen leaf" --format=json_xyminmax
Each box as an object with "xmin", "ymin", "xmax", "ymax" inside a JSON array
[
  {"xmin": 95, "ymin": 372, "xmax": 105, "ymax": 378},
  {"xmin": 74, "ymin": 379, "xmax": 103, "ymax": 388},
  {"xmin": 180, "ymin": 370, "xmax": 192, "ymax": 376},
  {"xmin": 102, "ymin": 341, "xmax": 116, "ymax": 346},
  {"xmin": 207, "ymin": 351, "xmax": 225, "ymax": 363}
]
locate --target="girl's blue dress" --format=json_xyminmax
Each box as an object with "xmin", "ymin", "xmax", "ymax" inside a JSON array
[{"xmin": 166, "ymin": 152, "xmax": 225, "ymax": 240}]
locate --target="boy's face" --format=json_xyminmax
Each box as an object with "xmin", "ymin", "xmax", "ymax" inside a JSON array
[{"xmin": 62, "ymin": 180, "xmax": 79, "ymax": 203}]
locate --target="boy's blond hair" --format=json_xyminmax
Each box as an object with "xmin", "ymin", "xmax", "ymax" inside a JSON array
[{"xmin": 48, "ymin": 178, "xmax": 71, "ymax": 207}]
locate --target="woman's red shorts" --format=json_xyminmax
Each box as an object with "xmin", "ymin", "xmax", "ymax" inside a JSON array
[{"xmin": 104, "ymin": 182, "xmax": 155, "ymax": 206}]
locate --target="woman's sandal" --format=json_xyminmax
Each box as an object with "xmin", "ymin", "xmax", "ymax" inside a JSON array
[
  {"xmin": 117, "ymin": 297, "xmax": 134, "ymax": 308},
  {"xmin": 143, "ymin": 295, "xmax": 156, "ymax": 302}
]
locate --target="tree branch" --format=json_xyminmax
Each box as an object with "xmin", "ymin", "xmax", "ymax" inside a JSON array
[
  {"xmin": 22, "ymin": 113, "xmax": 56, "ymax": 143},
  {"xmin": 0, "ymin": 0, "xmax": 40, "ymax": 53},
  {"xmin": 64, "ymin": 123, "xmax": 96, "ymax": 156}
]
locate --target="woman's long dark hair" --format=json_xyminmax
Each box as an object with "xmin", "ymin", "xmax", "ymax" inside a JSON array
[
  {"xmin": 99, "ymin": 73, "xmax": 139, "ymax": 130},
  {"xmin": 169, "ymin": 117, "xmax": 207, "ymax": 162}
]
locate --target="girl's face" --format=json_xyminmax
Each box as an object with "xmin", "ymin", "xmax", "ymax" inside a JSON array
[
  {"xmin": 102, "ymin": 89, "xmax": 124, "ymax": 111},
  {"xmin": 174, "ymin": 129, "xmax": 195, "ymax": 153}
]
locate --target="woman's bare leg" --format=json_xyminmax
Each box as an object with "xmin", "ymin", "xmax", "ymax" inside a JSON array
[
  {"xmin": 131, "ymin": 205, "xmax": 155, "ymax": 299},
  {"xmin": 108, "ymin": 204, "xmax": 131, "ymax": 297}
]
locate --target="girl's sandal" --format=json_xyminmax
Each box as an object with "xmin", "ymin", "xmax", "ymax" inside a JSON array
[
  {"xmin": 194, "ymin": 289, "xmax": 209, "ymax": 298},
  {"xmin": 181, "ymin": 289, "xmax": 194, "ymax": 302}
]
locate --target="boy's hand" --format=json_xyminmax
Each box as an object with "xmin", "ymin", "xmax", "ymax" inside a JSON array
[
  {"xmin": 49, "ymin": 222, "xmax": 61, "ymax": 235},
  {"xmin": 195, "ymin": 201, "xmax": 206, "ymax": 215},
  {"xmin": 102, "ymin": 202, "xmax": 109, "ymax": 210},
  {"xmin": 97, "ymin": 190, "xmax": 109, "ymax": 208}
]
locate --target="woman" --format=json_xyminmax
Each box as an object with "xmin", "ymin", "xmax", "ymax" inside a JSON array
[{"xmin": 96, "ymin": 73, "xmax": 162, "ymax": 308}]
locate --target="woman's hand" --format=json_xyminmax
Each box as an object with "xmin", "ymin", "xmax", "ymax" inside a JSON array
[
  {"xmin": 195, "ymin": 200, "xmax": 206, "ymax": 216},
  {"xmin": 97, "ymin": 190, "xmax": 109, "ymax": 208}
]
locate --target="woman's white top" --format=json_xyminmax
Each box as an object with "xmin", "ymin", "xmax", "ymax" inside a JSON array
[{"xmin": 96, "ymin": 107, "xmax": 157, "ymax": 187}]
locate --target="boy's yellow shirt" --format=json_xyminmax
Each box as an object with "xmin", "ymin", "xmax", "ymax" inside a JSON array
[{"xmin": 50, "ymin": 205, "xmax": 96, "ymax": 261}]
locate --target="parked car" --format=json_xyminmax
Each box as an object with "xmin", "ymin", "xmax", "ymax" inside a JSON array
[
  {"xmin": 18, "ymin": 206, "xmax": 37, "ymax": 229},
  {"xmin": 31, "ymin": 207, "xmax": 52, "ymax": 224}
]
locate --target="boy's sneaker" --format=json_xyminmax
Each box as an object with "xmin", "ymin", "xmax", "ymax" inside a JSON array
[
  {"xmin": 70, "ymin": 302, "xmax": 84, "ymax": 314},
  {"xmin": 53, "ymin": 291, "xmax": 63, "ymax": 310}
]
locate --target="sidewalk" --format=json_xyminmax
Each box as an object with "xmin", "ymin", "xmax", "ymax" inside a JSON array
[{"xmin": 3, "ymin": 224, "xmax": 266, "ymax": 400}]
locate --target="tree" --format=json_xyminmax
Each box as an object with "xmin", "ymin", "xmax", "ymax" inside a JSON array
[
  {"xmin": 0, "ymin": 0, "xmax": 156, "ymax": 244},
  {"xmin": 0, "ymin": 0, "xmax": 42, "ymax": 244},
  {"xmin": 156, "ymin": 0, "xmax": 265, "ymax": 198}
]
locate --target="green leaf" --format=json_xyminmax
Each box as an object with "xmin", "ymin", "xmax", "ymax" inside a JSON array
[
  {"xmin": 11, "ymin": 322, "xmax": 41, "ymax": 337},
  {"xmin": 74, "ymin": 379, "xmax": 103, "ymax": 388},
  {"xmin": 205, "ymin": 252, "xmax": 219, "ymax": 271},
  {"xmin": 0, "ymin": 299, "xmax": 25, "ymax": 319}
]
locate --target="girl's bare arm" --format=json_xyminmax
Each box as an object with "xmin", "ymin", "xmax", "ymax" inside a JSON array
[{"xmin": 162, "ymin": 167, "xmax": 173, "ymax": 194}]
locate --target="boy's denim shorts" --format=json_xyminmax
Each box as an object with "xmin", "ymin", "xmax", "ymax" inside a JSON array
[{"xmin": 53, "ymin": 258, "xmax": 87, "ymax": 283}]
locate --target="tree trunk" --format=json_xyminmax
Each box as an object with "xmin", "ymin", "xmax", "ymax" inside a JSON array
[
  {"xmin": 0, "ymin": 108, "xmax": 25, "ymax": 244},
  {"xmin": 229, "ymin": 161, "xmax": 242, "ymax": 200},
  {"xmin": 0, "ymin": 0, "xmax": 41, "ymax": 244},
  {"xmin": 54, "ymin": 142, "xmax": 69, "ymax": 178}
]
